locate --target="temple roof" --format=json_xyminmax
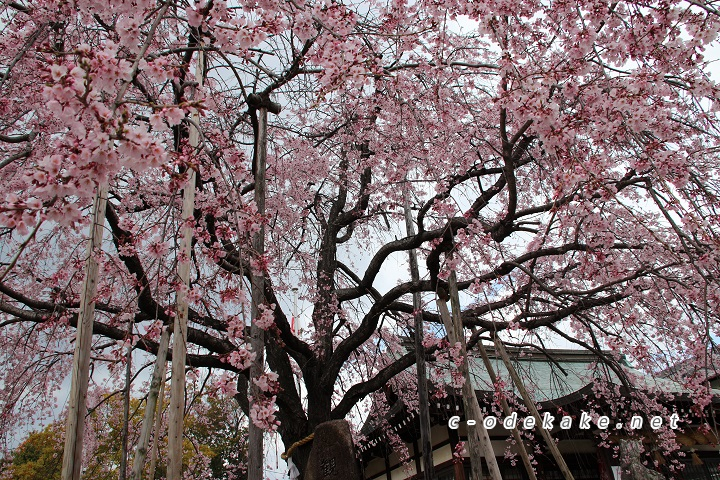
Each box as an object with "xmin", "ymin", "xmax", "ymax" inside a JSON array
[
  {"xmin": 361, "ymin": 347, "xmax": 720, "ymax": 437},
  {"xmin": 657, "ymin": 346, "xmax": 720, "ymax": 384},
  {"xmin": 448, "ymin": 347, "xmax": 717, "ymax": 403}
]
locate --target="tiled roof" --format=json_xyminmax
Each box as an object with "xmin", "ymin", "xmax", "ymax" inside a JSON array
[
  {"xmin": 657, "ymin": 346, "xmax": 720, "ymax": 384},
  {"xmin": 431, "ymin": 347, "xmax": 720, "ymax": 403}
]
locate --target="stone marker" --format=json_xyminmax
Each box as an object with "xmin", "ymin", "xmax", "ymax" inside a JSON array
[
  {"xmin": 305, "ymin": 420, "xmax": 362, "ymax": 480},
  {"xmin": 619, "ymin": 439, "xmax": 666, "ymax": 480}
]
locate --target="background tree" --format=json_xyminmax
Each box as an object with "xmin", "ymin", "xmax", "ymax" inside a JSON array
[
  {"xmin": 1, "ymin": 0, "xmax": 720, "ymax": 477},
  {"xmin": 1, "ymin": 424, "xmax": 64, "ymax": 480},
  {"xmin": 0, "ymin": 388, "xmax": 247, "ymax": 480}
]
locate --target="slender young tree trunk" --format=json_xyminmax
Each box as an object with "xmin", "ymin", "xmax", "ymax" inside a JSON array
[
  {"xmin": 248, "ymin": 102, "xmax": 268, "ymax": 480},
  {"xmin": 438, "ymin": 269, "xmax": 503, "ymax": 480},
  {"xmin": 61, "ymin": 185, "xmax": 109, "ymax": 480},
  {"xmin": 130, "ymin": 327, "xmax": 170, "ymax": 480},
  {"xmin": 493, "ymin": 336, "xmax": 575, "ymax": 480},
  {"xmin": 167, "ymin": 50, "xmax": 203, "ymax": 480},
  {"xmin": 402, "ymin": 190, "xmax": 435, "ymax": 480}
]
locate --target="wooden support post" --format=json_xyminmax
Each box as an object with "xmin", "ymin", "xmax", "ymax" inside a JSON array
[
  {"xmin": 402, "ymin": 190, "xmax": 435, "ymax": 480},
  {"xmin": 61, "ymin": 184, "xmax": 109, "ymax": 480},
  {"xmin": 440, "ymin": 270, "xmax": 502, "ymax": 480},
  {"xmin": 475, "ymin": 340, "xmax": 538, "ymax": 480},
  {"xmin": 120, "ymin": 320, "xmax": 135, "ymax": 480},
  {"xmin": 247, "ymin": 92, "xmax": 279, "ymax": 480},
  {"xmin": 248, "ymin": 107, "xmax": 267, "ymax": 480},
  {"xmin": 166, "ymin": 154, "xmax": 195, "ymax": 479},
  {"xmin": 147, "ymin": 369, "xmax": 167, "ymax": 480},
  {"xmin": 493, "ymin": 336, "xmax": 575, "ymax": 480},
  {"xmin": 130, "ymin": 326, "xmax": 170, "ymax": 480},
  {"xmin": 167, "ymin": 50, "xmax": 203, "ymax": 480}
]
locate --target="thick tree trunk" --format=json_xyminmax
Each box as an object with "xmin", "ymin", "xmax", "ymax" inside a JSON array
[
  {"xmin": 280, "ymin": 427, "xmax": 313, "ymax": 480},
  {"xmin": 61, "ymin": 185, "xmax": 108, "ymax": 480}
]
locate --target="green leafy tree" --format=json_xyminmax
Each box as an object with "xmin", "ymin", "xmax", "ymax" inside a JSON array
[
  {"xmin": 1, "ymin": 391, "xmax": 247, "ymax": 480},
  {"xmin": 2, "ymin": 424, "xmax": 63, "ymax": 480},
  {"xmin": 186, "ymin": 395, "xmax": 248, "ymax": 480}
]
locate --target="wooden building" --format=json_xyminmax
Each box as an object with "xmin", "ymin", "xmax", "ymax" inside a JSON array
[{"xmin": 359, "ymin": 348, "xmax": 720, "ymax": 480}]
